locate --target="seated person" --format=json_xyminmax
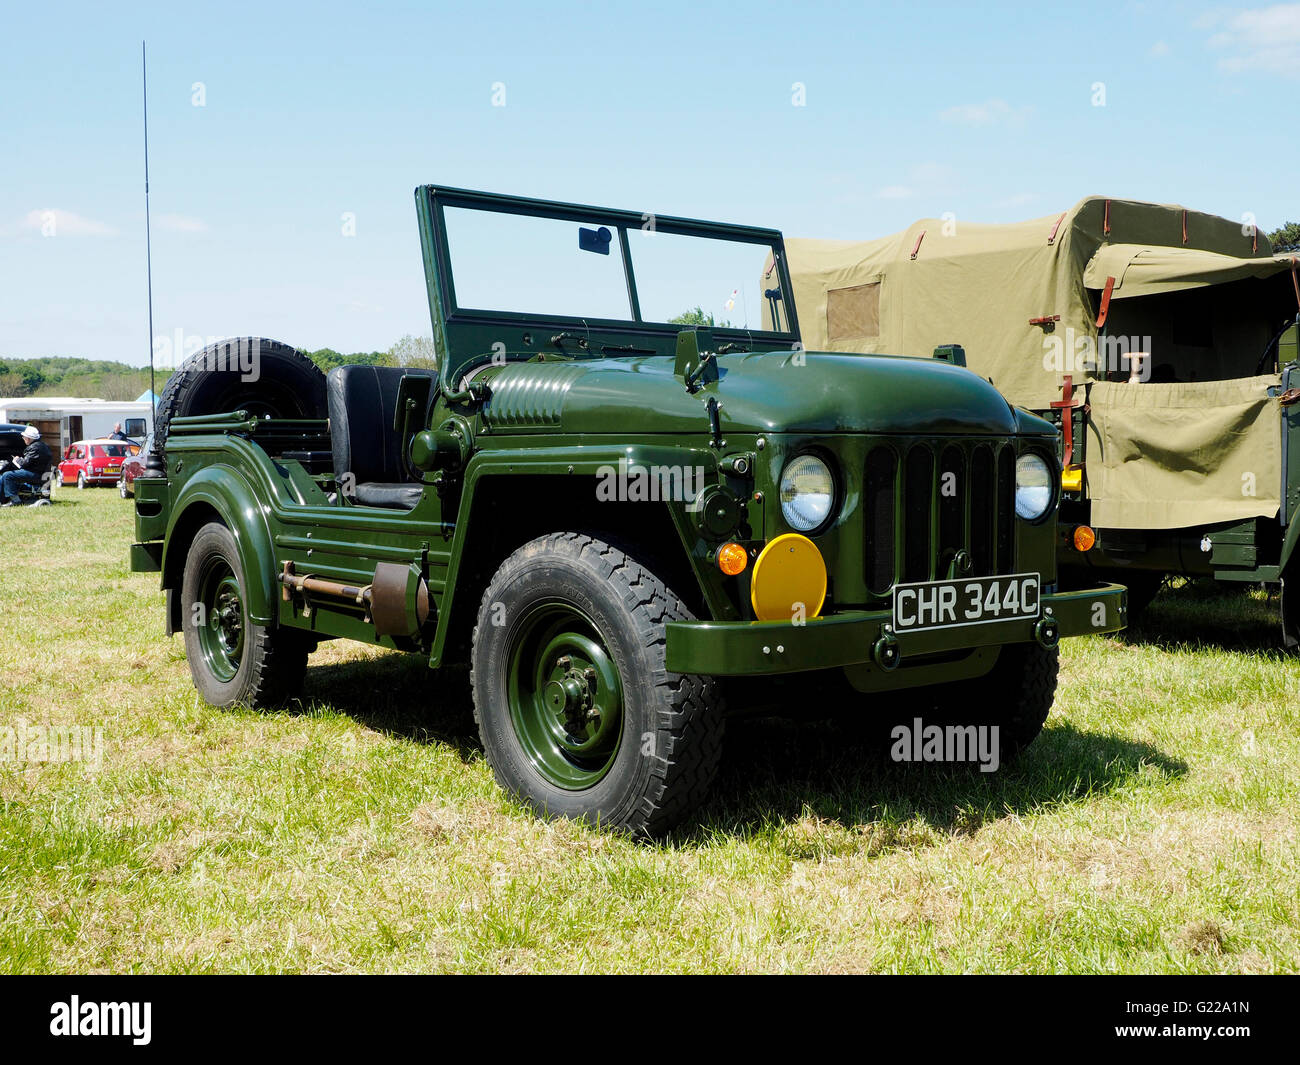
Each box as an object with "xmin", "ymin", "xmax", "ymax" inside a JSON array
[{"xmin": 1, "ymin": 427, "xmax": 53, "ymax": 506}]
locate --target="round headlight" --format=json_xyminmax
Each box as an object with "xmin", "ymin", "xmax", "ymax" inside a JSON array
[
  {"xmin": 1015, "ymin": 453, "xmax": 1054, "ymax": 521},
  {"xmin": 780, "ymin": 454, "xmax": 835, "ymax": 532}
]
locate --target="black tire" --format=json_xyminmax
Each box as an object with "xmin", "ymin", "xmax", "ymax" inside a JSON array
[
  {"xmin": 954, "ymin": 642, "xmax": 1059, "ymax": 761},
  {"xmin": 152, "ymin": 337, "xmax": 326, "ymax": 469},
  {"xmin": 180, "ymin": 521, "xmax": 309, "ymax": 708},
  {"xmin": 471, "ymin": 532, "xmax": 724, "ymax": 837},
  {"xmin": 76, "ymin": 471, "xmax": 85, "ymax": 490},
  {"xmin": 856, "ymin": 643, "xmax": 1059, "ymax": 767},
  {"xmin": 118, "ymin": 479, "xmax": 129, "ymax": 499}
]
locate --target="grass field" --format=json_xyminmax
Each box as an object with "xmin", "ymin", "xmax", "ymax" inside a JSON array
[{"xmin": 1, "ymin": 488, "xmax": 1296, "ymax": 973}]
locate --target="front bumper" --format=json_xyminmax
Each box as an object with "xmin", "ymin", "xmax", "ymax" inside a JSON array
[{"xmin": 664, "ymin": 582, "xmax": 1127, "ymax": 675}]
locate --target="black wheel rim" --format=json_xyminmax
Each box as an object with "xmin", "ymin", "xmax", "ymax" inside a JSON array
[
  {"xmin": 196, "ymin": 555, "xmax": 245, "ymax": 683},
  {"xmin": 505, "ymin": 600, "xmax": 624, "ymax": 790}
]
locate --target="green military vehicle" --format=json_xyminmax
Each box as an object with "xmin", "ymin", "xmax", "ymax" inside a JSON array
[
  {"xmin": 130, "ymin": 186, "xmax": 1126, "ymax": 835},
  {"xmin": 783, "ymin": 198, "xmax": 1300, "ymax": 641}
]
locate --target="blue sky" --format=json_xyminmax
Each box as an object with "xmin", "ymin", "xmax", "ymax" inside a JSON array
[{"xmin": 3, "ymin": 0, "xmax": 1299, "ymax": 366}]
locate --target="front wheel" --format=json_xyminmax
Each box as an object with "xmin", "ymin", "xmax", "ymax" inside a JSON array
[
  {"xmin": 471, "ymin": 533, "xmax": 724, "ymax": 837},
  {"xmin": 953, "ymin": 642, "xmax": 1059, "ymax": 761},
  {"xmin": 180, "ymin": 521, "xmax": 309, "ymax": 708},
  {"xmin": 76, "ymin": 471, "xmax": 85, "ymax": 490}
]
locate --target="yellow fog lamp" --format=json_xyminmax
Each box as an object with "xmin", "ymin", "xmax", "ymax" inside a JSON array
[
  {"xmin": 1061, "ymin": 465, "xmax": 1083, "ymax": 493},
  {"xmin": 749, "ymin": 533, "xmax": 827, "ymax": 621}
]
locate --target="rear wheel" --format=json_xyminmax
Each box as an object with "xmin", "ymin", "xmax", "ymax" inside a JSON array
[
  {"xmin": 471, "ymin": 533, "xmax": 724, "ymax": 836},
  {"xmin": 181, "ymin": 521, "xmax": 309, "ymax": 708},
  {"xmin": 118, "ymin": 478, "xmax": 129, "ymax": 499}
]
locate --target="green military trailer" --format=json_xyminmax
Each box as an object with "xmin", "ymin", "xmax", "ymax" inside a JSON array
[
  {"xmin": 782, "ymin": 198, "xmax": 1300, "ymax": 641},
  {"xmin": 130, "ymin": 186, "xmax": 1125, "ymax": 835}
]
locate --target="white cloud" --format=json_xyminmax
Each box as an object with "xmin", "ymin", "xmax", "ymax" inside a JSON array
[
  {"xmin": 1201, "ymin": 4, "xmax": 1300, "ymax": 76},
  {"xmin": 939, "ymin": 98, "xmax": 1033, "ymax": 126},
  {"xmin": 155, "ymin": 213, "xmax": 208, "ymax": 233},
  {"xmin": 1149, "ymin": 39, "xmax": 1171, "ymax": 57},
  {"xmin": 17, "ymin": 208, "xmax": 117, "ymax": 237},
  {"xmin": 876, "ymin": 185, "xmax": 914, "ymax": 199}
]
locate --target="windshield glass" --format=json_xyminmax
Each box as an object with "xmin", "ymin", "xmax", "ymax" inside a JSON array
[{"xmin": 440, "ymin": 204, "xmax": 790, "ymax": 335}]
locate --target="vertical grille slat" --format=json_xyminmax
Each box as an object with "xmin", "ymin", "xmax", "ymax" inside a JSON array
[
  {"xmin": 864, "ymin": 439, "xmax": 1017, "ymax": 596},
  {"xmin": 938, "ymin": 445, "xmax": 966, "ymax": 568},
  {"xmin": 864, "ymin": 447, "xmax": 896, "ymax": 595},
  {"xmin": 996, "ymin": 446, "xmax": 1016, "ymax": 574},
  {"xmin": 903, "ymin": 446, "xmax": 934, "ymax": 582},
  {"xmin": 969, "ymin": 446, "xmax": 995, "ymax": 576}
]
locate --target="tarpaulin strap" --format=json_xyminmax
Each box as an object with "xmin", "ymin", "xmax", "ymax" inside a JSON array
[
  {"xmin": 1253, "ymin": 225, "xmax": 1259, "ymax": 254},
  {"xmin": 1047, "ymin": 213, "xmax": 1066, "ymax": 245},
  {"xmin": 1096, "ymin": 276, "xmax": 1115, "ymax": 328},
  {"xmin": 910, "ymin": 230, "xmax": 926, "ymax": 260},
  {"xmin": 1050, "ymin": 376, "xmax": 1077, "ymax": 466},
  {"xmin": 1103, "ymin": 200, "xmax": 1111, "ymax": 236},
  {"xmin": 1029, "ymin": 314, "xmax": 1061, "ymax": 326},
  {"xmin": 1182, "ymin": 210, "xmax": 1188, "ymax": 245}
]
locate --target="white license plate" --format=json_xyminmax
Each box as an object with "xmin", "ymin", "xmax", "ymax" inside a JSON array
[{"xmin": 893, "ymin": 573, "xmax": 1041, "ymax": 633}]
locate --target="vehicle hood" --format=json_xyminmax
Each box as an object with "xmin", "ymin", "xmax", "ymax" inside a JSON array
[{"xmin": 478, "ymin": 351, "xmax": 1031, "ymax": 437}]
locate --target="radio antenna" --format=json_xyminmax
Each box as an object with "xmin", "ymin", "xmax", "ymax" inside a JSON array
[{"xmin": 142, "ymin": 41, "xmax": 156, "ymax": 421}]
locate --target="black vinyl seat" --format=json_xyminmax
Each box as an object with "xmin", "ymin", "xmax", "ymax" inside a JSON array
[{"xmin": 326, "ymin": 365, "xmax": 438, "ymax": 510}]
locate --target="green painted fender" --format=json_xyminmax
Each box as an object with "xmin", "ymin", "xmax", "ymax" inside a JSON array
[
  {"xmin": 161, "ymin": 463, "xmax": 279, "ymax": 625},
  {"xmin": 427, "ymin": 443, "xmax": 721, "ymax": 667}
]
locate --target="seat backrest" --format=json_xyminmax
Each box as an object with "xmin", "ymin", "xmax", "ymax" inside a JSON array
[{"xmin": 326, "ymin": 365, "xmax": 438, "ymax": 485}]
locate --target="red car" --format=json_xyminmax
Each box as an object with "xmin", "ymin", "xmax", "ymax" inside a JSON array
[{"xmin": 56, "ymin": 438, "xmax": 140, "ymax": 490}]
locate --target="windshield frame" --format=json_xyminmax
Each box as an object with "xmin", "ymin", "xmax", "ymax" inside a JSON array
[{"xmin": 416, "ymin": 185, "xmax": 802, "ymax": 388}]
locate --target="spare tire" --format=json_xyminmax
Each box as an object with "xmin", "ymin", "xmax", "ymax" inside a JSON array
[{"xmin": 150, "ymin": 337, "xmax": 326, "ymax": 471}]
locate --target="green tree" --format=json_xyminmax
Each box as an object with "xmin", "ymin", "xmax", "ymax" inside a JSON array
[
  {"xmin": 669, "ymin": 306, "xmax": 716, "ymax": 327},
  {"xmin": 1268, "ymin": 222, "xmax": 1300, "ymax": 252},
  {"xmin": 387, "ymin": 334, "xmax": 438, "ymax": 370}
]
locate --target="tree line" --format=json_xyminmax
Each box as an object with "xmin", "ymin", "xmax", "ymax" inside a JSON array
[{"xmin": 0, "ymin": 336, "xmax": 437, "ymax": 400}]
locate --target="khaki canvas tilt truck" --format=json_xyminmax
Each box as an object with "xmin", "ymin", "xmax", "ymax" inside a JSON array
[{"xmin": 780, "ymin": 198, "xmax": 1300, "ymax": 643}]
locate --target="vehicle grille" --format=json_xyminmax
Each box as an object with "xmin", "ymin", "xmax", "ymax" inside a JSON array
[{"xmin": 864, "ymin": 441, "xmax": 1016, "ymax": 595}]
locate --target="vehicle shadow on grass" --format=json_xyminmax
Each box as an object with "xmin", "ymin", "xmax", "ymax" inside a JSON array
[
  {"xmin": 280, "ymin": 649, "xmax": 1186, "ymax": 851},
  {"xmin": 1115, "ymin": 583, "xmax": 1287, "ymax": 657},
  {"xmin": 289, "ymin": 652, "xmax": 482, "ymax": 763},
  {"xmin": 681, "ymin": 715, "xmax": 1187, "ymax": 852}
]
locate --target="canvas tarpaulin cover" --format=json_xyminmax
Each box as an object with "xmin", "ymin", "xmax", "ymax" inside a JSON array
[
  {"xmin": 1085, "ymin": 376, "xmax": 1281, "ymax": 529},
  {"xmin": 1084, "ymin": 243, "xmax": 1298, "ymax": 300},
  {"xmin": 783, "ymin": 197, "xmax": 1293, "ymax": 529}
]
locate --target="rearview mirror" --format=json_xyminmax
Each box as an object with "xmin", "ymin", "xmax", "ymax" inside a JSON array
[{"xmin": 578, "ymin": 226, "xmax": 612, "ymax": 255}]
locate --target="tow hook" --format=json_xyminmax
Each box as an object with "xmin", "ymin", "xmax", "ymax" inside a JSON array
[
  {"xmin": 1034, "ymin": 615, "xmax": 1060, "ymax": 648},
  {"xmin": 872, "ymin": 629, "xmax": 900, "ymax": 670}
]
